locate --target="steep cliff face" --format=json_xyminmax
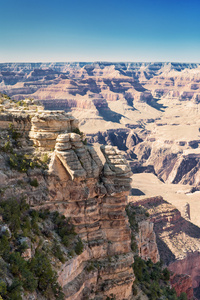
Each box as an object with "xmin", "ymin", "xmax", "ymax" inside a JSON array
[
  {"xmin": 133, "ymin": 140, "xmax": 200, "ymax": 185},
  {"xmin": 126, "ymin": 203, "xmax": 160, "ymax": 264},
  {"xmin": 170, "ymin": 273, "xmax": 193, "ymax": 299},
  {"xmin": 129, "ymin": 196, "xmax": 200, "ymax": 299},
  {"xmin": 86, "ymin": 128, "xmax": 143, "ymax": 159},
  {"xmin": 0, "ymin": 107, "xmax": 134, "ymax": 300},
  {"xmin": 169, "ymin": 256, "xmax": 200, "ymax": 299},
  {"xmin": 47, "ymin": 135, "xmax": 134, "ymax": 300},
  {"xmin": 136, "ymin": 220, "xmax": 160, "ymax": 264}
]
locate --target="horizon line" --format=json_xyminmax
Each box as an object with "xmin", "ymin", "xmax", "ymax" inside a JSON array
[{"xmin": 0, "ymin": 61, "xmax": 200, "ymax": 64}]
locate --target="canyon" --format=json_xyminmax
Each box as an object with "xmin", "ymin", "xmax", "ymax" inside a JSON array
[{"xmin": 1, "ymin": 62, "xmax": 200, "ymax": 299}]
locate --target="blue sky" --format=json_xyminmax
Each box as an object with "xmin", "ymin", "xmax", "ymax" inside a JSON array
[{"xmin": 0, "ymin": 0, "xmax": 200, "ymax": 62}]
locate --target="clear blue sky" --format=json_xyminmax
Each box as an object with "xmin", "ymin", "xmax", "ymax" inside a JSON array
[{"xmin": 0, "ymin": 0, "xmax": 200, "ymax": 62}]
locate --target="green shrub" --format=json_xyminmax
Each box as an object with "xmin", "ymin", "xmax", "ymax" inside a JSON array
[
  {"xmin": 62, "ymin": 236, "xmax": 69, "ymax": 247},
  {"xmin": 31, "ymin": 218, "xmax": 40, "ymax": 235},
  {"xmin": 1, "ymin": 141, "xmax": 13, "ymax": 153},
  {"xmin": 0, "ymin": 235, "xmax": 10, "ymax": 260},
  {"xmin": 8, "ymin": 123, "xmax": 21, "ymax": 141},
  {"xmin": 0, "ymin": 199, "xmax": 78, "ymax": 299},
  {"xmin": 52, "ymin": 242, "xmax": 65, "ymax": 263},
  {"xmin": 125, "ymin": 207, "xmax": 139, "ymax": 232},
  {"xmin": 41, "ymin": 153, "xmax": 49, "ymax": 164},
  {"xmin": 179, "ymin": 293, "xmax": 187, "ymax": 300},
  {"xmin": 16, "ymin": 101, "xmax": 23, "ymax": 106},
  {"xmin": 52, "ymin": 213, "xmax": 76, "ymax": 243},
  {"xmin": 82, "ymin": 138, "xmax": 87, "ymax": 145},
  {"xmin": 68, "ymin": 249, "xmax": 75, "ymax": 257},
  {"xmin": 8, "ymin": 151, "xmax": 47, "ymax": 173},
  {"xmin": 72, "ymin": 128, "xmax": 83, "ymax": 136},
  {"xmin": 0, "ymin": 281, "xmax": 7, "ymax": 297},
  {"xmin": 22, "ymin": 216, "xmax": 31, "ymax": 235},
  {"xmin": 17, "ymin": 241, "xmax": 28, "ymax": 255},
  {"xmin": 162, "ymin": 267, "xmax": 170, "ymax": 281},
  {"xmin": 131, "ymin": 235, "xmax": 138, "ymax": 252},
  {"xmin": 86, "ymin": 262, "xmax": 95, "ymax": 272},
  {"xmin": 133, "ymin": 256, "xmax": 179, "ymax": 300},
  {"xmin": 6, "ymin": 279, "xmax": 22, "ymax": 300},
  {"xmin": 72, "ymin": 127, "xmax": 87, "ymax": 145},
  {"xmin": 74, "ymin": 238, "xmax": 84, "ymax": 255},
  {"xmin": 9, "ymin": 153, "xmax": 31, "ymax": 172},
  {"xmin": 132, "ymin": 283, "xmax": 138, "ymax": 296},
  {"xmin": 29, "ymin": 251, "xmax": 64, "ymax": 299},
  {"xmin": 30, "ymin": 178, "xmax": 39, "ymax": 187},
  {"xmin": 39, "ymin": 209, "xmax": 50, "ymax": 220},
  {"xmin": 21, "ymin": 269, "xmax": 38, "ymax": 292}
]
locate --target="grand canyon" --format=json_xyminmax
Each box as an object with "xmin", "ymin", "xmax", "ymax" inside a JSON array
[{"xmin": 1, "ymin": 62, "xmax": 200, "ymax": 299}]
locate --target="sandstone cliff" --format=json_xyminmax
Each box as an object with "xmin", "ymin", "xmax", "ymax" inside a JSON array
[
  {"xmin": 0, "ymin": 103, "xmax": 134, "ymax": 299},
  {"xmin": 129, "ymin": 195, "xmax": 200, "ymax": 299}
]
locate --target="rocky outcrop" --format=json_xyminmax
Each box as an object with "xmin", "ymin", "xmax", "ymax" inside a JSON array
[
  {"xmin": 0, "ymin": 108, "xmax": 134, "ymax": 300},
  {"xmin": 170, "ymin": 273, "xmax": 193, "ymax": 300},
  {"xmin": 133, "ymin": 140, "xmax": 200, "ymax": 186},
  {"xmin": 130, "ymin": 196, "xmax": 200, "ymax": 299},
  {"xmin": 168, "ymin": 254, "xmax": 200, "ymax": 299},
  {"xmin": 126, "ymin": 203, "xmax": 160, "ymax": 264},
  {"xmin": 136, "ymin": 220, "xmax": 160, "ymax": 263},
  {"xmin": 29, "ymin": 111, "xmax": 78, "ymax": 150},
  {"xmin": 87, "ymin": 128, "xmax": 142, "ymax": 158},
  {"xmin": 47, "ymin": 139, "xmax": 134, "ymax": 299}
]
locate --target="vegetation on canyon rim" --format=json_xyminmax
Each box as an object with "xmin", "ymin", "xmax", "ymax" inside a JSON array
[
  {"xmin": 0, "ymin": 116, "xmax": 85, "ymax": 299},
  {"xmin": 1, "ymin": 122, "xmax": 49, "ymax": 174},
  {"xmin": 127, "ymin": 204, "xmax": 188, "ymax": 300},
  {"xmin": 0, "ymin": 197, "xmax": 84, "ymax": 299},
  {"xmin": 133, "ymin": 256, "xmax": 187, "ymax": 300}
]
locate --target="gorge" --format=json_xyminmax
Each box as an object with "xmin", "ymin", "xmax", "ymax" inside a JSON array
[{"xmin": 1, "ymin": 62, "xmax": 200, "ymax": 299}]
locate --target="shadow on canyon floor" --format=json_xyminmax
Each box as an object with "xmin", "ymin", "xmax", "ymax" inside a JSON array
[
  {"xmin": 147, "ymin": 98, "xmax": 168, "ymax": 112},
  {"xmin": 97, "ymin": 107, "xmax": 124, "ymax": 123},
  {"xmin": 130, "ymin": 188, "xmax": 145, "ymax": 196}
]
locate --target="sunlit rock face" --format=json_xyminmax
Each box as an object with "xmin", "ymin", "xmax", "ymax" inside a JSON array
[
  {"xmin": 0, "ymin": 107, "xmax": 135, "ymax": 299},
  {"xmin": 29, "ymin": 112, "xmax": 135, "ymax": 300},
  {"xmin": 136, "ymin": 220, "xmax": 160, "ymax": 264}
]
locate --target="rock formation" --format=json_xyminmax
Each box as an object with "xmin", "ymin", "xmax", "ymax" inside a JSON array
[
  {"xmin": 129, "ymin": 195, "xmax": 200, "ymax": 299},
  {"xmin": 136, "ymin": 220, "xmax": 160, "ymax": 263},
  {"xmin": 170, "ymin": 273, "xmax": 193, "ymax": 299},
  {"xmin": 0, "ymin": 106, "xmax": 134, "ymax": 300}
]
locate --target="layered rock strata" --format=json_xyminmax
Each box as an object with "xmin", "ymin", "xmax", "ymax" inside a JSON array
[
  {"xmin": 133, "ymin": 137, "xmax": 200, "ymax": 186},
  {"xmin": 170, "ymin": 273, "xmax": 193, "ymax": 299},
  {"xmin": 0, "ymin": 110, "xmax": 134, "ymax": 299},
  {"xmin": 47, "ymin": 138, "xmax": 134, "ymax": 299},
  {"xmin": 129, "ymin": 196, "xmax": 200, "ymax": 299},
  {"xmin": 29, "ymin": 110, "xmax": 78, "ymax": 150},
  {"xmin": 136, "ymin": 220, "xmax": 160, "ymax": 263}
]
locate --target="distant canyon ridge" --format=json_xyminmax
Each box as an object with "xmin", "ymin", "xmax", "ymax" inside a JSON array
[
  {"xmin": 1, "ymin": 61, "xmax": 200, "ymax": 187},
  {"xmin": 2, "ymin": 62, "xmax": 200, "ymax": 298}
]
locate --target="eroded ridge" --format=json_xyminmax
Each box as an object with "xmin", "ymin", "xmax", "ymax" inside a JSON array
[{"xmin": 28, "ymin": 112, "xmax": 135, "ymax": 299}]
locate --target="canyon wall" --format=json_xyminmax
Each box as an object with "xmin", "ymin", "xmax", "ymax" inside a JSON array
[
  {"xmin": 0, "ymin": 108, "xmax": 135, "ymax": 300},
  {"xmin": 129, "ymin": 195, "xmax": 200, "ymax": 299}
]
